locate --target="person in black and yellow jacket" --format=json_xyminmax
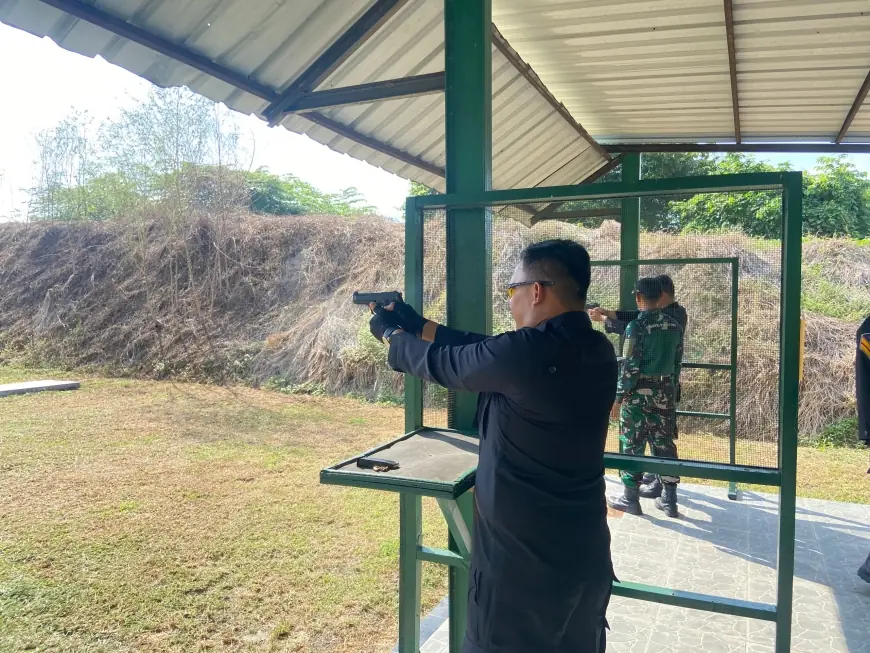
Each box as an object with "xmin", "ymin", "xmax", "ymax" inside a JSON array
[{"xmin": 857, "ymin": 315, "xmax": 870, "ymax": 583}]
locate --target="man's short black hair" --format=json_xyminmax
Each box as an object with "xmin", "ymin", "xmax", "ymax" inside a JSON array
[
  {"xmin": 656, "ymin": 274, "xmax": 675, "ymax": 297},
  {"xmin": 635, "ymin": 277, "xmax": 663, "ymax": 302},
  {"xmin": 519, "ymin": 239, "xmax": 591, "ymax": 304}
]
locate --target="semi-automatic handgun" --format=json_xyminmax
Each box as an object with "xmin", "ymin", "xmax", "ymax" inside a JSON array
[{"xmin": 352, "ymin": 291, "xmax": 403, "ymax": 306}]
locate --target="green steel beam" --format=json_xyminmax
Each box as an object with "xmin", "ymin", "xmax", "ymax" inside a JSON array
[
  {"xmin": 398, "ymin": 494, "xmax": 422, "ymax": 652},
  {"xmin": 677, "ymin": 410, "xmax": 730, "ymax": 420},
  {"xmin": 417, "ymin": 546, "xmax": 468, "ymax": 568},
  {"xmin": 262, "ymin": 0, "xmax": 411, "ymax": 122},
  {"xmin": 289, "ymin": 72, "xmax": 445, "ymax": 113},
  {"xmin": 444, "ymin": 1, "xmax": 491, "ymax": 649},
  {"xmin": 776, "ymin": 173, "xmax": 802, "ymax": 653},
  {"xmin": 620, "ymin": 154, "xmax": 640, "ymax": 310},
  {"xmin": 729, "ymin": 259, "xmax": 740, "ymax": 500},
  {"xmin": 604, "ymin": 142, "xmax": 870, "ymax": 154},
  {"xmin": 613, "ymin": 582, "xmax": 777, "ymax": 621},
  {"xmin": 410, "ymin": 172, "xmax": 791, "ymax": 209},
  {"xmin": 445, "ymin": 0, "xmax": 493, "ymax": 428},
  {"xmin": 604, "ymin": 453, "xmax": 781, "ymax": 485},
  {"xmin": 404, "ymin": 198, "xmax": 424, "ymax": 434},
  {"xmin": 438, "ymin": 499, "xmax": 473, "ymax": 559},
  {"xmin": 592, "ymin": 256, "xmax": 739, "ymax": 267},
  {"xmin": 319, "ymin": 468, "xmax": 473, "ymax": 499},
  {"xmin": 682, "ymin": 362, "xmax": 732, "ymax": 370}
]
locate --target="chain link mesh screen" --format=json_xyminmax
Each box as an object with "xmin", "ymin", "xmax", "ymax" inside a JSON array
[{"xmin": 422, "ymin": 211, "xmax": 448, "ymax": 429}]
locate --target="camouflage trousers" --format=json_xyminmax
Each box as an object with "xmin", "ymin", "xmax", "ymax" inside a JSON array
[{"xmin": 619, "ymin": 381, "xmax": 679, "ymax": 488}]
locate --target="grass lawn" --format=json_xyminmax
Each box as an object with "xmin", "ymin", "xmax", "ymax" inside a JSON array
[
  {"xmin": 0, "ymin": 370, "xmax": 447, "ymax": 652},
  {"xmin": 1, "ymin": 369, "xmax": 868, "ymax": 652}
]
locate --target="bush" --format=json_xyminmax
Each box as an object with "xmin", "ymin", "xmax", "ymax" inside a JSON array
[
  {"xmin": 264, "ymin": 378, "xmax": 327, "ymax": 396},
  {"xmin": 801, "ymin": 417, "xmax": 863, "ymax": 449}
]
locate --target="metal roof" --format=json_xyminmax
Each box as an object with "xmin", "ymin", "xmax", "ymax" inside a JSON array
[
  {"xmin": 493, "ymin": 0, "xmax": 870, "ymax": 144},
  {"xmin": 1, "ymin": 0, "xmax": 869, "ymax": 186},
  {"xmin": 0, "ymin": 0, "xmax": 610, "ymax": 192}
]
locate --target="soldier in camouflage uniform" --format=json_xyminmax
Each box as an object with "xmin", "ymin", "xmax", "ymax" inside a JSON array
[{"xmin": 607, "ymin": 277, "xmax": 683, "ymax": 517}]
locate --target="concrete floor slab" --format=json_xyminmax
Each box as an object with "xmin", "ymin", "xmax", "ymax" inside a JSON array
[{"xmin": 412, "ymin": 477, "xmax": 870, "ymax": 652}]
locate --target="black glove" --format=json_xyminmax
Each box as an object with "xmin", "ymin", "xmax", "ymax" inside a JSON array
[
  {"xmin": 369, "ymin": 307, "xmax": 403, "ymax": 343},
  {"xmin": 391, "ymin": 300, "xmax": 427, "ymax": 336}
]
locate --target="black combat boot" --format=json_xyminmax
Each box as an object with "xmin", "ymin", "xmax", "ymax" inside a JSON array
[
  {"xmin": 858, "ymin": 552, "xmax": 870, "ymax": 584},
  {"xmin": 641, "ymin": 472, "xmax": 656, "ymax": 485},
  {"xmin": 638, "ymin": 475, "xmax": 663, "ymax": 499},
  {"xmin": 607, "ymin": 487, "xmax": 642, "ymax": 516},
  {"xmin": 655, "ymin": 483, "xmax": 679, "ymax": 518}
]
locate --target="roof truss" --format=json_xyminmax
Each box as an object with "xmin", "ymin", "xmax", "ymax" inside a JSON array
[
  {"xmin": 723, "ymin": 0, "xmax": 741, "ymax": 144},
  {"xmin": 34, "ymin": 0, "xmax": 607, "ymax": 185}
]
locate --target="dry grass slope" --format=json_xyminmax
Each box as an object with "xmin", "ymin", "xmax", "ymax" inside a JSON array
[{"xmin": 0, "ymin": 212, "xmax": 866, "ymax": 442}]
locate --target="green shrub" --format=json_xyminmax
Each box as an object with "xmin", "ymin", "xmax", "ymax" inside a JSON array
[
  {"xmin": 264, "ymin": 378, "xmax": 326, "ymax": 396},
  {"xmin": 801, "ymin": 417, "xmax": 863, "ymax": 449}
]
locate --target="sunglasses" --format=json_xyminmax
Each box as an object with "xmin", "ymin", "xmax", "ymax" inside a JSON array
[{"xmin": 506, "ymin": 280, "xmax": 554, "ymax": 299}]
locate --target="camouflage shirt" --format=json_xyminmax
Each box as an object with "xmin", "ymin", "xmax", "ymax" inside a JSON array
[{"xmin": 616, "ymin": 310, "xmax": 683, "ymax": 400}]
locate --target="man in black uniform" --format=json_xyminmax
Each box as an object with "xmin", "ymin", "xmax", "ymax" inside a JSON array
[
  {"xmin": 856, "ymin": 315, "xmax": 870, "ymax": 583},
  {"xmin": 369, "ymin": 239, "xmax": 618, "ymax": 653}
]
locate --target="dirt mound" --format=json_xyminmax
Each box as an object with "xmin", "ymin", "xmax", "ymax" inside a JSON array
[{"xmin": 0, "ymin": 213, "xmax": 403, "ymax": 397}]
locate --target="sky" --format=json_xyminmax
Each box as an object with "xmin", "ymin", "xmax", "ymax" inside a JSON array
[
  {"xmin": 2, "ymin": 22, "xmax": 870, "ymax": 222},
  {"xmin": 0, "ymin": 24, "xmax": 411, "ymax": 220}
]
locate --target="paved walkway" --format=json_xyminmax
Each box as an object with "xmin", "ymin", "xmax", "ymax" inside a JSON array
[{"xmin": 416, "ymin": 478, "xmax": 870, "ymax": 653}]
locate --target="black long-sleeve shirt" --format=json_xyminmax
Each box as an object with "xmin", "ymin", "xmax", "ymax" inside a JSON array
[
  {"xmin": 605, "ymin": 300, "xmax": 688, "ymax": 336},
  {"xmin": 387, "ymin": 311, "xmax": 617, "ymax": 593}
]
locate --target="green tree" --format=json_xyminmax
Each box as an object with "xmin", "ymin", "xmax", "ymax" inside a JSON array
[
  {"xmin": 803, "ymin": 155, "xmax": 870, "ymax": 238},
  {"xmin": 48, "ymin": 172, "xmax": 143, "ymax": 222},
  {"xmin": 28, "ymin": 111, "xmax": 103, "ymax": 221},
  {"xmin": 667, "ymin": 154, "xmax": 785, "ymax": 238},
  {"xmin": 639, "ymin": 153, "xmax": 718, "ymax": 231},
  {"xmin": 244, "ymin": 170, "xmax": 376, "ymax": 217},
  {"xmin": 409, "ymin": 181, "xmax": 435, "ymax": 196}
]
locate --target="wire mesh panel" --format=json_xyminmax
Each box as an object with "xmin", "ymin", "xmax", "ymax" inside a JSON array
[
  {"xmin": 491, "ymin": 204, "xmax": 622, "ymax": 338},
  {"xmin": 490, "ymin": 194, "xmax": 781, "ymax": 469},
  {"xmin": 637, "ymin": 191, "xmax": 783, "ymax": 469},
  {"xmin": 418, "ymin": 188, "xmax": 784, "ymax": 470},
  {"xmin": 422, "ymin": 209, "xmax": 448, "ymax": 428}
]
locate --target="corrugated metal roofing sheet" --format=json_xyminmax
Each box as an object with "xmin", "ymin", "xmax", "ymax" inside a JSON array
[
  {"xmin": 3, "ymin": 0, "xmax": 870, "ymax": 162},
  {"xmin": 493, "ymin": 0, "xmax": 870, "ymax": 143},
  {"xmin": 0, "ymin": 0, "xmax": 609, "ymax": 193}
]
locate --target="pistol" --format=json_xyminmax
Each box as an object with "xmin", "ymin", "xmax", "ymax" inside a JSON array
[
  {"xmin": 353, "ymin": 291, "xmax": 403, "ymax": 307},
  {"xmin": 586, "ymin": 301, "xmax": 600, "ymax": 310}
]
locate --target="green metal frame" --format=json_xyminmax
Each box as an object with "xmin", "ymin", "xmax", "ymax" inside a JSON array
[
  {"xmin": 320, "ymin": 2, "xmax": 799, "ymax": 650},
  {"xmin": 397, "ymin": 170, "xmax": 801, "ymax": 653},
  {"xmin": 321, "ymin": 172, "xmax": 800, "ymax": 653}
]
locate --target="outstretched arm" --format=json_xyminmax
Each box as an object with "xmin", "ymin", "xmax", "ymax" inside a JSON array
[
  {"xmin": 388, "ymin": 330, "xmax": 520, "ymax": 394},
  {"xmin": 388, "ymin": 301, "xmax": 488, "ymax": 345}
]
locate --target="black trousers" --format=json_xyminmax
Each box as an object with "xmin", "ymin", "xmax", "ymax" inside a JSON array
[{"xmin": 461, "ymin": 569, "xmax": 612, "ymax": 653}]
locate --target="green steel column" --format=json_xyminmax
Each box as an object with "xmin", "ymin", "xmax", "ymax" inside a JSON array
[
  {"xmin": 776, "ymin": 173, "xmax": 802, "ymax": 653},
  {"xmin": 404, "ymin": 197, "xmax": 423, "ymax": 433},
  {"xmin": 619, "ymin": 153, "xmax": 641, "ymax": 310},
  {"xmin": 728, "ymin": 259, "xmax": 740, "ymax": 500},
  {"xmin": 444, "ymin": 1, "xmax": 491, "ymax": 650},
  {"xmin": 618, "ymin": 154, "xmax": 640, "ymax": 455},
  {"xmin": 398, "ymin": 493, "xmax": 422, "ymax": 652}
]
